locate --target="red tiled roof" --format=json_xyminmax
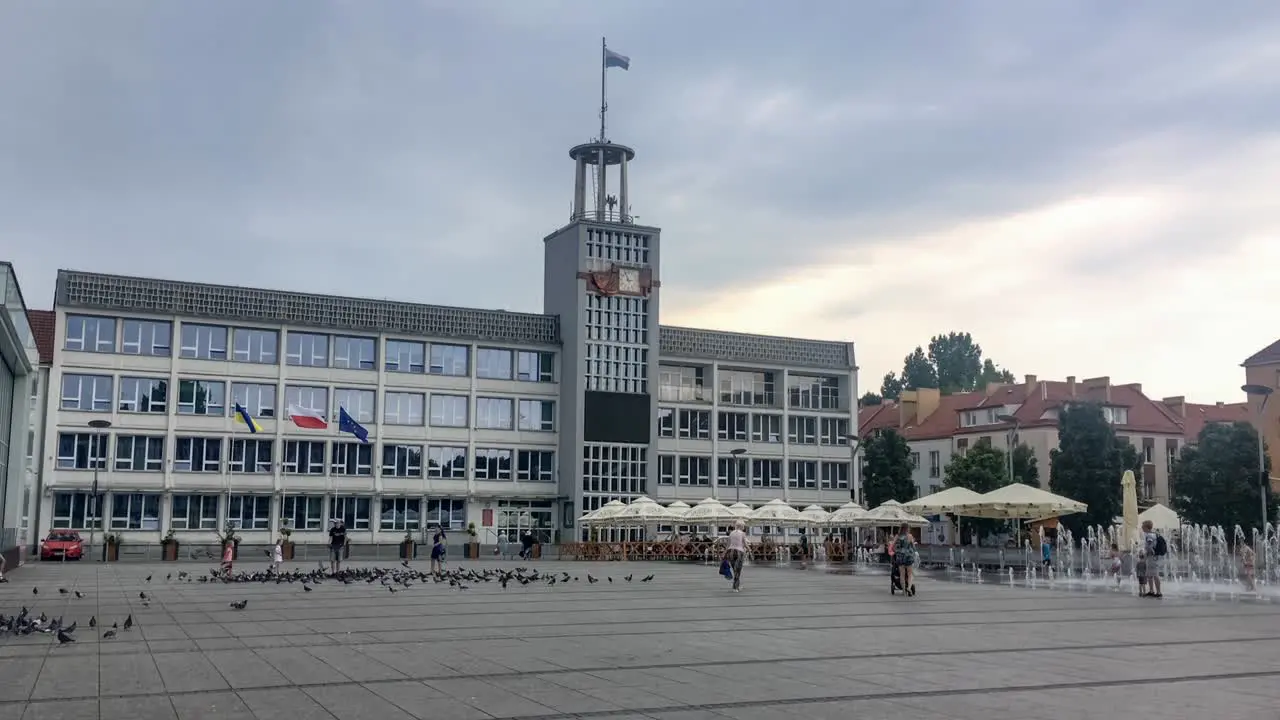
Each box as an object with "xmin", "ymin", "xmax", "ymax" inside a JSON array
[
  {"xmin": 902, "ymin": 392, "xmax": 985, "ymax": 440},
  {"xmin": 1242, "ymin": 339, "xmax": 1280, "ymax": 367},
  {"xmin": 1169, "ymin": 402, "xmax": 1250, "ymax": 441},
  {"xmin": 857, "ymin": 402, "xmax": 902, "ymax": 435},
  {"xmin": 27, "ymin": 309, "xmax": 55, "ymax": 365}
]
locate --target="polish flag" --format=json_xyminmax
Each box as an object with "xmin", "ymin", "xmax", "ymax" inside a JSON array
[{"xmin": 287, "ymin": 404, "xmax": 328, "ymax": 430}]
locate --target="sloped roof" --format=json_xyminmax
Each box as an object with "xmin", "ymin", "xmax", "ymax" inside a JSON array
[
  {"xmin": 27, "ymin": 309, "xmax": 55, "ymax": 365},
  {"xmin": 1242, "ymin": 339, "xmax": 1280, "ymax": 367},
  {"xmin": 1176, "ymin": 402, "xmax": 1250, "ymax": 441}
]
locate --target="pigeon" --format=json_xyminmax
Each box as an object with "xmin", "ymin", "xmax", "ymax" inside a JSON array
[
  {"xmin": 123, "ymin": 614, "xmax": 133, "ymax": 630},
  {"xmin": 102, "ymin": 630, "xmax": 117, "ymax": 639},
  {"xmin": 89, "ymin": 616, "xmax": 96, "ymax": 628},
  {"xmin": 302, "ymin": 584, "xmax": 313, "ymax": 592},
  {"xmin": 32, "ymin": 587, "xmax": 37, "ymax": 595},
  {"xmin": 625, "ymin": 574, "xmax": 633, "ymax": 582},
  {"xmin": 641, "ymin": 574, "xmax": 654, "ymax": 582},
  {"xmin": 139, "ymin": 592, "xmax": 148, "ymax": 600},
  {"xmin": 608, "ymin": 577, "xmax": 613, "ymax": 583},
  {"xmin": 230, "ymin": 600, "xmax": 248, "ymax": 610},
  {"xmin": 59, "ymin": 588, "xmax": 69, "ymax": 595},
  {"xmin": 57, "ymin": 629, "xmax": 75, "ymax": 645},
  {"xmin": 587, "ymin": 575, "xmax": 598, "ymax": 584},
  {"xmin": 75, "ymin": 591, "xmax": 85, "ymax": 599},
  {"xmin": 63, "ymin": 621, "xmax": 77, "ymax": 633}
]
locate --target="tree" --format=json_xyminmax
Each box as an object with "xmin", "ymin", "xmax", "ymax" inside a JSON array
[
  {"xmin": 881, "ymin": 332, "xmax": 1015, "ymax": 398},
  {"xmin": 1011, "ymin": 443, "xmax": 1040, "ymax": 488},
  {"xmin": 1049, "ymin": 402, "xmax": 1142, "ymax": 537},
  {"xmin": 861, "ymin": 428, "xmax": 915, "ymax": 507},
  {"xmin": 860, "ymin": 391, "xmax": 883, "ymax": 406},
  {"xmin": 944, "ymin": 443, "xmax": 1007, "ymax": 494},
  {"xmin": 1171, "ymin": 422, "xmax": 1277, "ymax": 532}
]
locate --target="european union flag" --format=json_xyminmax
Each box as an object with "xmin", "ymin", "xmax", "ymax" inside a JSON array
[{"xmin": 338, "ymin": 407, "xmax": 369, "ymax": 443}]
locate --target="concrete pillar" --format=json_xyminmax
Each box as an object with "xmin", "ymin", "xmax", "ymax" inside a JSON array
[
  {"xmin": 596, "ymin": 147, "xmax": 607, "ymax": 220},
  {"xmin": 573, "ymin": 156, "xmax": 586, "ymax": 219},
  {"xmin": 619, "ymin": 156, "xmax": 629, "ymax": 223}
]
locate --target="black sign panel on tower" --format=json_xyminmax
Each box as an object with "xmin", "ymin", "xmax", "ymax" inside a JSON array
[{"xmin": 583, "ymin": 391, "xmax": 651, "ymax": 444}]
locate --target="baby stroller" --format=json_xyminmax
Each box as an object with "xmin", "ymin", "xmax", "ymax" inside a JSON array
[{"xmin": 889, "ymin": 554, "xmax": 917, "ymax": 596}]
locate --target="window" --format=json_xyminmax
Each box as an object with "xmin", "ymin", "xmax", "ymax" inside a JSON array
[
  {"xmin": 677, "ymin": 456, "xmax": 711, "ymax": 486},
  {"xmin": 476, "ymin": 348, "xmax": 513, "ymax": 379},
  {"xmin": 910, "ymin": 452, "xmax": 921, "ymax": 470},
  {"xmin": 475, "ymin": 397, "xmax": 514, "ymax": 429},
  {"xmin": 516, "ymin": 351, "xmax": 554, "ymax": 382},
  {"xmin": 231, "ymin": 438, "xmax": 274, "ymax": 473},
  {"xmin": 752, "ymin": 459, "xmax": 782, "ymax": 488},
  {"xmin": 380, "ymin": 498, "xmax": 421, "ymax": 531},
  {"xmin": 1166, "ymin": 439, "xmax": 1179, "ymax": 475},
  {"xmin": 751, "ymin": 414, "xmax": 782, "ymax": 443},
  {"xmin": 382, "ymin": 444, "xmax": 423, "ymax": 478},
  {"xmin": 658, "ymin": 408, "xmax": 674, "ymax": 438},
  {"xmin": 335, "ymin": 388, "xmax": 375, "ymax": 423},
  {"xmin": 788, "ymin": 375, "xmax": 841, "ymax": 410},
  {"xmin": 384, "ymin": 340, "xmax": 424, "ymax": 373},
  {"xmin": 381, "ymin": 392, "xmax": 424, "ymax": 425},
  {"xmin": 475, "ymin": 448, "xmax": 513, "ymax": 480},
  {"xmin": 819, "ymin": 418, "xmax": 849, "ymax": 445},
  {"xmin": 678, "ymin": 409, "xmax": 711, "ymax": 439},
  {"xmin": 659, "ymin": 365, "xmax": 708, "ymax": 402},
  {"xmin": 658, "ymin": 455, "xmax": 675, "ymax": 485},
  {"xmin": 175, "ymin": 437, "xmax": 222, "ymax": 472},
  {"xmin": 719, "ymin": 369, "xmax": 775, "ymax": 406},
  {"xmin": 180, "ymin": 324, "xmax": 228, "ymax": 360},
  {"xmin": 427, "ymin": 446, "xmax": 467, "ymax": 478},
  {"xmin": 171, "ymin": 495, "xmax": 219, "ymax": 530},
  {"xmin": 717, "ymin": 412, "xmax": 748, "ymax": 442},
  {"xmin": 280, "ymin": 496, "xmax": 324, "ymax": 530},
  {"xmin": 178, "ymin": 379, "xmax": 226, "ymax": 415},
  {"xmin": 56, "ymin": 433, "xmax": 108, "ymax": 470},
  {"xmin": 286, "ymin": 332, "xmax": 328, "ymax": 367},
  {"xmin": 232, "ymin": 382, "xmax": 277, "ymax": 418},
  {"xmin": 518, "ymin": 399, "xmax": 555, "ymax": 431},
  {"xmin": 284, "ymin": 440, "xmax": 327, "ymax": 475},
  {"xmin": 429, "ymin": 343, "xmax": 469, "ymax": 376},
  {"xmin": 430, "ymin": 395, "xmax": 468, "ymax": 427},
  {"xmin": 426, "ymin": 499, "xmax": 466, "ymax": 530},
  {"xmin": 789, "ymin": 460, "xmax": 817, "ymax": 489},
  {"xmin": 581, "ymin": 443, "xmax": 648, "ymax": 496},
  {"xmin": 516, "ymin": 450, "xmax": 555, "ymax": 482},
  {"xmin": 121, "ymin": 319, "xmax": 171, "ymax": 356},
  {"xmin": 110, "ymin": 493, "xmax": 161, "ymax": 530},
  {"xmin": 333, "ymin": 336, "xmax": 377, "ymax": 370},
  {"xmin": 332, "ymin": 442, "xmax": 373, "ymax": 476},
  {"xmin": 1104, "ymin": 406, "xmax": 1130, "ymax": 425},
  {"xmin": 929, "ymin": 450, "xmax": 941, "ymax": 478},
  {"xmin": 333, "ymin": 496, "xmax": 372, "ymax": 530},
  {"xmin": 64, "ymin": 315, "xmax": 116, "ymax": 352},
  {"xmin": 787, "ymin": 416, "xmax": 817, "ymax": 445},
  {"xmin": 232, "ymin": 328, "xmax": 278, "ymax": 364},
  {"xmin": 717, "ymin": 457, "xmax": 748, "ymax": 487},
  {"xmin": 61, "ymin": 374, "xmax": 113, "ymax": 412},
  {"xmin": 286, "ymin": 385, "xmax": 328, "ymax": 414},
  {"xmin": 821, "ymin": 462, "xmax": 850, "ymax": 490},
  {"xmin": 956, "ymin": 438, "xmax": 969, "ymax": 456},
  {"xmin": 228, "ymin": 495, "xmax": 271, "ymax": 530},
  {"xmin": 114, "ymin": 436, "xmax": 164, "ymax": 472},
  {"xmin": 118, "ymin": 377, "xmax": 167, "ymax": 414},
  {"xmin": 52, "ymin": 492, "xmax": 99, "ymax": 529}
]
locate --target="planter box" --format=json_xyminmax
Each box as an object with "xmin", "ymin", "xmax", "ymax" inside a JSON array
[
  {"xmin": 282, "ymin": 542, "xmax": 295, "ymax": 561},
  {"xmin": 104, "ymin": 543, "xmax": 119, "ymax": 562},
  {"xmin": 162, "ymin": 542, "xmax": 179, "ymax": 561},
  {"xmin": 532, "ymin": 543, "xmax": 542, "ymax": 560},
  {"xmin": 465, "ymin": 541, "xmax": 480, "ymax": 559},
  {"xmin": 400, "ymin": 541, "xmax": 416, "ymax": 560}
]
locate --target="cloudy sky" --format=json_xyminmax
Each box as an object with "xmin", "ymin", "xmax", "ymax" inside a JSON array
[{"xmin": 2, "ymin": 1, "xmax": 1277, "ymax": 404}]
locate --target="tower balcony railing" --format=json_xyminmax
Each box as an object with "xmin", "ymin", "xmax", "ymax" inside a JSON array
[{"xmin": 571, "ymin": 209, "xmax": 634, "ymax": 224}]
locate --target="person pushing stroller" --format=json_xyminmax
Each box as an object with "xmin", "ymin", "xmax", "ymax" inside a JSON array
[{"xmin": 890, "ymin": 524, "xmax": 918, "ymax": 597}]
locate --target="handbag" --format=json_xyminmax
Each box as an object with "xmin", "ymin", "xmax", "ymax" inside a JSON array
[{"xmin": 719, "ymin": 558, "xmax": 734, "ymax": 579}]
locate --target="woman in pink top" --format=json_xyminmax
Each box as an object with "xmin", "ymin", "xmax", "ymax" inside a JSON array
[{"xmin": 724, "ymin": 521, "xmax": 748, "ymax": 592}]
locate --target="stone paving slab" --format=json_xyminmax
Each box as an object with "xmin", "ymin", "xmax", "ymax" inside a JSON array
[{"xmin": 3, "ymin": 559, "xmax": 1280, "ymax": 719}]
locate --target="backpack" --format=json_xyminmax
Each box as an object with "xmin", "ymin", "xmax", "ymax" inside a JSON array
[
  {"xmin": 893, "ymin": 535, "xmax": 915, "ymax": 561},
  {"xmin": 1153, "ymin": 534, "xmax": 1167, "ymax": 557}
]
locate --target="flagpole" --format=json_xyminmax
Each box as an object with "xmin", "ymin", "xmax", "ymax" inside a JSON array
[{"xmin": 599, "ymin": 36, "xmax": 607, "ymax": 142}]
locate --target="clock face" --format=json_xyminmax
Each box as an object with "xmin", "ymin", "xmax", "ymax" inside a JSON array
[{"xmin": 617, "ymin": 267, "xmax": 641, "ymax": 294}]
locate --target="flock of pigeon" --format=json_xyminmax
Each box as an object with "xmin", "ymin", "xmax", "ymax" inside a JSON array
[{"xmin": 1, "ymin": 562, "xmax": 656, "ymax": 646}]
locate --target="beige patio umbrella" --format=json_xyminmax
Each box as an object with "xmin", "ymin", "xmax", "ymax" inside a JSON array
[
  {"xmin": 726, "ymin": 502, "xmax": 754, "ymax": 518},
  {"xmin": 580, "ymin": 499, "xmax": 627, "ymax": 526},
  {"xmin": 1138, "ymin": 503, "xmax": 1180, "ymax": 531},
  {"xmin": 610, "ymin": 496, "xmax": 678, "ymax": 525},
  {"xmin": 903, "ymin": 486, "xmax": 984, "ymax": 516},
  {"xmin": 682, "ymin": 497, "xmax": 742, "ymax": 525},
  {"xmin": 748, "ymin": 499, "xmax": 805, "ymax": 527},
  {"xmin": 798, "ymin": 504, "xmax": 831, "ymax": 525},
  {"xmin": 964, "ymin": 483, "xmax": 1087, "ymax": 521},
  {"xmin": 1120, "ymin": 470, "xmax": 1140, "ymax": 550},
  {"xmin": 858, "ymin": 499, "xmax": 930, "ymax": 528},
  {"xmin": 665, "ymin": 501, "xmax": 691, "ymax": 519},
  {"xmin": 825, "ymin": 502, "xmax": 868, "ymax": 528}
]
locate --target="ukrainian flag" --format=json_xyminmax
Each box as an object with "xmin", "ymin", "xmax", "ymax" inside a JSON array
[{"xmin": 234, "ymin": 403, "xmax": 263, "ymax": 433}]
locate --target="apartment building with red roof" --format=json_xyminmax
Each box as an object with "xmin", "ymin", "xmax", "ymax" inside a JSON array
[
  {"xmin": 858, "ymin": 374, "xmax": 1247, "ymax": 506},
  {"xmin": 1241, "ymin": 339, "xmax": 1280, "ymax": 492}
]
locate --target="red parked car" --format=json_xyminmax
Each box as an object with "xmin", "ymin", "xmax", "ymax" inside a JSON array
[{"xmin": 40, "ymin": 531, "xmax": 85, "ymax": 561}]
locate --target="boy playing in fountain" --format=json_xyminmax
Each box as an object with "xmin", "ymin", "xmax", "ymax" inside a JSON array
[{"xmin": 1107, "ymin": 543, "xmax": 1123, "ymax": 588}]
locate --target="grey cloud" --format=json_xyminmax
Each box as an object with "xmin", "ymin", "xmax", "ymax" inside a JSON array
[{"xmin": 0, "ymin": 0, "xmax": 1276, "ymax": 316}]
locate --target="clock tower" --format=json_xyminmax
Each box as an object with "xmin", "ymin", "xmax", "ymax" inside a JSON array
[{"xmin": 544, "ymin": 137, "xmax": 662, "ymax": 536}]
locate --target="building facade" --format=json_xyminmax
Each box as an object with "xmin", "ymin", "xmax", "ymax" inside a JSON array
[
  {"xmin": 1241, "ymin": 339, "xmax": 1280, "ymax": 492},
  {"xmin": 32, "ymin": 137, "xmax": 857, "ymax": 547},
  {"xmin": 1, "ymin": 262, "xmax": 38, "ymax": 568}
]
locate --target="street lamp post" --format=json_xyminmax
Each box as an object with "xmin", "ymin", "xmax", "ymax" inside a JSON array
[
  {"xmin": 1242, "ymin": 384, "xmax": 1274, "ymax": 532},
  {"xmin": 87, "ymin": 419, "xmax": 112, "ymax": 562},
  {"xmin": 996, "ymin": 414, "xmax": 1020, "ymax": 484},
  {"xmin": 729, "ymin": 448, "xmax": 747, "ymax": 505}
]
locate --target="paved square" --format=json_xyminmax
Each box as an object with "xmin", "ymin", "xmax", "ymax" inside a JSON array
[{"xmin": 2, "ymin": 559, "xmax": 1279, "ymax": 719}]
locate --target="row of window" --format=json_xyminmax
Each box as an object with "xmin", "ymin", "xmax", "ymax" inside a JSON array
[
  {"xmin": 656, "ymin": 455, "xmax": 851, "ymax": 490},
  {"xmin": 59, "ymin": 374, "xmax": 556, "ymax": 430},
  {"xmin": 659, "ymin": 366, "xmax": 843, "ymax": 410},
  {"xmin": 63, "ymin": 315, "xmax": 555, "ymax": 380},
  {"xmin": 51, "ymin": 492, "xmax": 470, "ymax": 533},
  {"xmin": 54, "ymin": 432, "xmax": 555, "ymax": 481},
  {"xmin": 659, "ymin": 407, "xmax": 850, "ymax": 445}
]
